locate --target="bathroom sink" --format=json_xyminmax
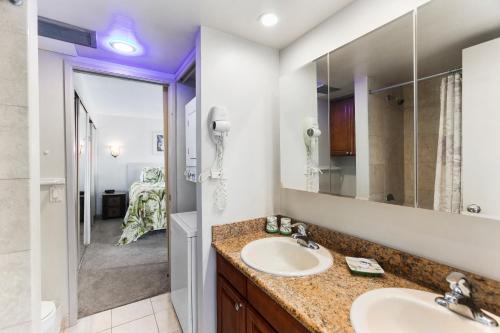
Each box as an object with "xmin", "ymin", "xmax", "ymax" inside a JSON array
[
  {"xmin": 350, "ymin": 288, "xmax": 500, "ymax": 333},
  {"xmin": 240, "ymin": 237, "xmax": 333, "ymax": 277}
]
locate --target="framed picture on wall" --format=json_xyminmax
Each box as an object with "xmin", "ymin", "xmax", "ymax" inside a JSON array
[{"xmin": 153, "ymin": 131, "xmax": 164, "ymax": 155}]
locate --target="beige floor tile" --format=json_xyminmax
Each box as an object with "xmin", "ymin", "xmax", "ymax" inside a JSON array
[
  {"xmin": 155, "ymin": 309, "xmax": 181, "ymax": 333},
  {"xmin": 151, "ymin": 293, "xmax": 173, "ymax": 313},
  {"xmin": 65, "ymin": 310, "xmax": 111, "ymax": 333},
  {"xmin": 111, "ymin": 299, "xmax": 153, "ymax": 327},
  {"xmin": 112, "ymin": 315, "xmax": 158, "ymax": 333},
  {"xmin": 2, "ymin": 322, "xmax": 32, "ymax": 333}
]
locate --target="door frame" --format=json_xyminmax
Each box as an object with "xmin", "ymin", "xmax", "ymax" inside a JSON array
[{"xmin": 63, "ymin": 58, "xmax": 175, "ymax": 325}]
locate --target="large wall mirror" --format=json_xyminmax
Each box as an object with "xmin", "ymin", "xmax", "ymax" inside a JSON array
[{"xmin": 279, "ymin": 0, "xmax": 500, "ymax": 220}]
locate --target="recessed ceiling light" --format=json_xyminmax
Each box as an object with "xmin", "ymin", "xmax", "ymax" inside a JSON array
[
  {"xmin": 259, "ymin": 13, "xmax": 279, "ymax": 27},
  {"xmin": 109, "ymin": 41, "xmax": 136, "ymax": 54}
]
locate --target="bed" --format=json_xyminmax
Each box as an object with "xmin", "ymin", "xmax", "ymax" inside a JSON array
[{"xmin": 117, "ymin": 164, "xmax": 167, "ymax": 245}]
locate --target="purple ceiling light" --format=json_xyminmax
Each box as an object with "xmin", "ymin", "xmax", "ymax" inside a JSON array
[{"xmin": 102, "ymin": 15, "xmax": 145, "ymax": 56}]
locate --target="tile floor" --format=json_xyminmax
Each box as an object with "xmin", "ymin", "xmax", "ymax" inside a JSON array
[{"xmin": 64, "ymin": 293, "xmax": 181, "ymax": 333}]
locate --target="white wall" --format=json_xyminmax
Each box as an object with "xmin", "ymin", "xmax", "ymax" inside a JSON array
[
  {"xmin": 196, "ymin": 26, "xmax": 279, "ymax": 333},
  {"xmin": 279, "ymin": 0, "xmax": 500, "ymax": 281},
  {"xmin": 38, "ymin": 50, "xmax": 70, "ymax": 321},
  {"xmin": 175, "ymin": 83, "xmax": 197, "ymax": 212},
  {"xmin": 279, "ymin": 62, "xmax": 319, "ymax": 191},
  {"xmin": 93, "ymin": 114, "xmax": 164, "ymax": 215}
]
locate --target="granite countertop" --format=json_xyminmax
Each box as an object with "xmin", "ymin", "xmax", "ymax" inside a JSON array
[{"xmin": 212, "ymin": 230, "xmax": 431, "ymax": 333}]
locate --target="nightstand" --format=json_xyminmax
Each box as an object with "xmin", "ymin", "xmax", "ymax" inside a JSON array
[{"xmin": 102, "ymin": 192, "xmax": 127, "ymax": 219}]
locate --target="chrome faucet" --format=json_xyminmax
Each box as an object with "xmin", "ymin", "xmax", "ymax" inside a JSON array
[
  {"xmin": 435, "ymin": 272, "xmax": 498, "ymax": 327},
  {"xmin": 290, "ymin": 223, "xmax": 319, "ymax": 250}
]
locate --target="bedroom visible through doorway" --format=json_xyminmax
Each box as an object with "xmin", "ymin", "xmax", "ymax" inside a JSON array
[{"xmin": 72, "ymin": 71, "xmax": 169, "ymax": 318}]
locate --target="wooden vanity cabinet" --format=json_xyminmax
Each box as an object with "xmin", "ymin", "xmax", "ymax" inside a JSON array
[
  {"xmin": 217, "ymin": 276, "xmax": 247, "ymax": 333},
  {"xmin": 246, "ymin": 306, "xmax": 276, "ymax": 333},
  {"xmin": 217, "ymin": 254, "xmax": 308, "ymax": 333},
  {"xmin": 330, "ymin": 96, "xmax": 356, "ymax": 156}
]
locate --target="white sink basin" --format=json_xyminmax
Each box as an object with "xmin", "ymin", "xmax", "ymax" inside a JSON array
[
  {"xmin": 240, "ymin": 237, "xmax": 333, "ymax": 277},
  {"xmin": 351, "ymin": 288, "xmax": 500, "ymax": 333}
]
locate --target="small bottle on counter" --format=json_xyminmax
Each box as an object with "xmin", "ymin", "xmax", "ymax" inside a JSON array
[
  {"xmin": 279, "ymin": 217, "xmax": 292, "ymax": 235},
  {"xmin": 266, "ymin": 216, "xmax": 279, "ymax": 233}
]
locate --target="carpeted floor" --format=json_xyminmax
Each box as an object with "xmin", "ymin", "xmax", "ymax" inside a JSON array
[{"xmin": 78, "ymin": 218, "xmax": 169, "ymax": 318}]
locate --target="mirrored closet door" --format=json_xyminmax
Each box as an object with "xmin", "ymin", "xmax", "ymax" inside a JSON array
[{"xmin": 76, "ymin": 93, "xmax": 97, "ymax": 264}]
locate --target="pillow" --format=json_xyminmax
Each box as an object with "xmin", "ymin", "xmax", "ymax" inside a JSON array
[{"xmin": 140, "ymin": 167, "xmax": 164, "ymax": 183}]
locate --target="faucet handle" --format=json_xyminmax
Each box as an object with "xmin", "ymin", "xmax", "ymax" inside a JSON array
[
  {"xmin": 446, "ymin": 272, "xmax": 472, "ymax": 297},
  {"xmin": 290, "ymin": 222, "xmax": 307, "ymax": 237}
]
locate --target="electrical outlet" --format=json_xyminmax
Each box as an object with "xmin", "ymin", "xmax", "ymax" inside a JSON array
[{"xmin": 211, "ymin": 169, "xmax": 222, "ymax": 179}]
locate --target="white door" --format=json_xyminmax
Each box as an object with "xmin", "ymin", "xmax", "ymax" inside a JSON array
[{"xmin": 462, "ymin": 37, "xmax": 500, "ymax": 220}]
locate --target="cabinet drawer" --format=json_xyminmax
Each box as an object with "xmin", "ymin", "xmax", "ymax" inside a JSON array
[
  {"xmin": 105, "ymin": 207, "xmax": 122, "ymax": 218},
  {"xmin": 105, "ymin": 196, "xmax": 123, "ymax": 206},
  {"xmin": 217, "ymin": 255, "xmax": 247, "ymax": 298},
  {"xmin": 247, "ymin": 281, "xmax": 309, "ymax": 333}
]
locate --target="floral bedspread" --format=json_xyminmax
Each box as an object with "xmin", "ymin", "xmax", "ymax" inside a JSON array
[{"xmin": 117, "ymin": 181, "xmax": 167, "ymax": 245}]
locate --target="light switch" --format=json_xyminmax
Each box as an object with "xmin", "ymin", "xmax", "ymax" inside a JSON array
[{"xmin": 49, "ymin": 185, "xmax": 63, "ymax": 203}]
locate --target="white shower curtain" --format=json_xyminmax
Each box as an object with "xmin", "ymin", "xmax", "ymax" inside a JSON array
[{"xmin": 434, "ymin": 72, "xmax": 462, "ymax": 213}]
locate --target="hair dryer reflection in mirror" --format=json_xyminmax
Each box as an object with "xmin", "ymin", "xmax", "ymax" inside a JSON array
[{"xmin": 303, "ymin": 116, "xmax": 322, "ymax": 191}]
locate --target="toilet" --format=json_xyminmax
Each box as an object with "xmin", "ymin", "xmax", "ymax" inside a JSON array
[{"xmin": 41, "ymin": 301, "xmax": 61, "ymax": 333}]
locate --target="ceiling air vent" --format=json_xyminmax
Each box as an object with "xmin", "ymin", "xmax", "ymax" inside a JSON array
[
  {"xmin": 38, "ymin": 16, "xmax": 97, "ymax": 48},
  {"xmin": 317, "ymin": 84, "xmax": 340, "ymax": 95}
]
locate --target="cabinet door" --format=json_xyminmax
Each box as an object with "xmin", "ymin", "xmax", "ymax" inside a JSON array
[
  {"xmin": 217, "ymin": 276, "xmax": 246, "ymax": 333},
  {"xmin": 330, "ymin": 97, "xmax": 355, "ymax": 156},
  {"xmin": 246, "ymin": 306, "xmax": 276, "ymax": 333},
  {"xmin": 462, "ymin": 38, "xmax": 500, "ymax": 219}
]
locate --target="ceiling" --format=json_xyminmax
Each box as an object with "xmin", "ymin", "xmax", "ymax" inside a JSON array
[
  {"xmin": 73, "ymin": 72, "xmax": 164, "ymax": 122},
  {"xmin": 38, "ymin": 0, "xmax": 354, "ymax": 73}
]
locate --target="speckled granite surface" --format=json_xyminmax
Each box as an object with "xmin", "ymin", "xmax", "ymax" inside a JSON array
[
  {"xmin": 306, "ymin": 223, "xmax": 500, "ymax": 316},
  {"xmin": 213, "ymin": 231, "xmax": 429, "ymax": 332},
  {"xmin": 212, "ymin": 218, "xmax": 500, "ymax": 333},
  {"xmin": 212, "ymin": 217, "xmax": 266, "ymax": 242}
]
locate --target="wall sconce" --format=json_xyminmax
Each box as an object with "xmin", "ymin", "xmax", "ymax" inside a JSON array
[
  {"xmin": 109, "ymin": 144, "xmax": 121, "ymax": 158},
  {"xmin": 79, "ymin": 141, "xmax": 85, "ymax": 156}
]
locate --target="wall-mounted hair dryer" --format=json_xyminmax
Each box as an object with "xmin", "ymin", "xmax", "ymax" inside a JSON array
[
  {"xmin": 209, "ymin": 107, "xmax": 230, "ymax": 142},
  {"xmin": 303, "ymin": 117, "xmax": 321, "ymax": 151},
  {"xmin": 202, "ymin": 106, "xmax": 230, "ymax": 211}
]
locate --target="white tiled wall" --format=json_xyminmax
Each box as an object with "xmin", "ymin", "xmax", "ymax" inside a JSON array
[{"xmin": 0, "ymin": 0, "xmax": 32, "ymax": 331}]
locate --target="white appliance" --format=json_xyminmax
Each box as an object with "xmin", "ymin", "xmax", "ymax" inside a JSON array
[
  {"xmin": 171, "ymin": 211, "xmax": 197, "ymax": 333},
  {"xmin": 185, "ymin": 98, "xmax": 197, "ymax": 182}
]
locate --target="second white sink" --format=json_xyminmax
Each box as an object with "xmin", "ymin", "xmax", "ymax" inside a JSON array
[
  {"xmin": 350, "ymin": 288, "xmax": 500, "ymax": 333},
  {"xmin": 240, "ymin": 237, "xmax": 333, "ymax": 277}
]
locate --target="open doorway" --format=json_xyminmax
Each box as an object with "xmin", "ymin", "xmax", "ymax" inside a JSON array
[{"xmin": 70, "ymin": 70, "xmax": 170, "ymax": 318}]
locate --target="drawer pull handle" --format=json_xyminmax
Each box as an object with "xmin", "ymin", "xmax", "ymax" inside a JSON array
[{"xmin": 234, "ymin": 302, "xmax": 243, "ymax": 311}]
